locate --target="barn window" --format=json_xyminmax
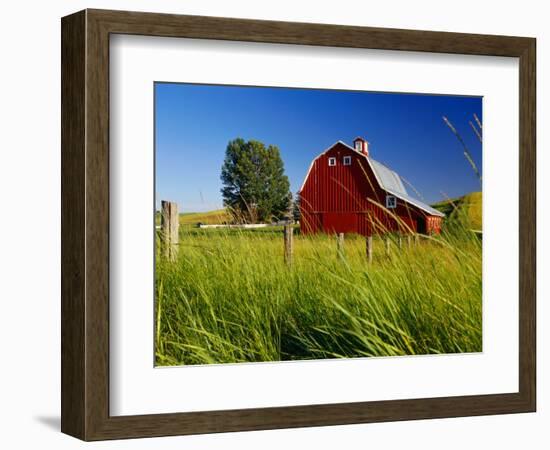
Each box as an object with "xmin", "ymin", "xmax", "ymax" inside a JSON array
[
  {"xmin": 328, "ymin": 157, "xmax": 336, "ymax": 166},
  {"xmin": 386, "ymin": 195, "xmax": 397, "ymax": 209},
  {"xmin": 343, "ymin": 156, "xmax": 352, "ymax": 166}
]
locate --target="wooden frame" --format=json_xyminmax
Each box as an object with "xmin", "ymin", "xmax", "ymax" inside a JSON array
[{"xmin": 61, "ymin": 9, "xmax": 536, "ymax": 441}]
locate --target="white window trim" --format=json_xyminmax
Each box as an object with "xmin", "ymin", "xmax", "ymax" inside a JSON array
[
  {"xmin": 343, "ymin": 156, "xmax": 352, "ymax": 166},
  {"xmin": 355, "ymin": 141, "xmax": 362, "ymax": 151},
  {"xmin": 386, "ymin": 195, "xmax": 397, "ymax": 209},
  {"xmin": 328, "ymin": 157, "xmax": 336, "ymax": 166}
]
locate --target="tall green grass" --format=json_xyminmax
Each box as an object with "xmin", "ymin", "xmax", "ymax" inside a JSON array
[{"xmin": 155, "ymin": 221, "xmax": 482, "ymax": 366}]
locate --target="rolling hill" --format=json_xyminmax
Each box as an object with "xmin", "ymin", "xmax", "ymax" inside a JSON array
[
  {"xmin": 431, "ymin": 191, "xmax": 482, "ymax": 231},
  {"xmin": 179, "ymin": 209, "xmax": 230, "ymax": 226}
]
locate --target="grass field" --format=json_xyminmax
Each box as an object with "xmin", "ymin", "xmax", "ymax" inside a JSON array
[{"xmin": 155, "ymin": 203, "xmax": 482, "ymax": 366}]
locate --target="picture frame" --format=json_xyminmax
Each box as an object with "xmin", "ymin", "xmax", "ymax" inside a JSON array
[{"xmin": 61, "ymin": 8, "xmax": 536, "ymax": 441}]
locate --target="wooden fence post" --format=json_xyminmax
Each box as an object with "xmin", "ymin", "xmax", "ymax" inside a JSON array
[
  {"xmin": 385, "ymin": 235, "xmax": 391, "ymax": 257},
  {"xmin": 407, "ymin": 234, "xmax": 412, "ymax": 248},
  {"xmin": 161, "ymin": 200, "xmax": 179, "ymax": 260},
  {"xmin": 337, "ymin": 233, "xmax": 345, "ymax": 258},
  {"xmin": 398, "ymin": 234, "xmax": 403, "ymax": 250},
  {"xmin": 366, "ymin": 235, "xmax": 373, "ymax": 263},
  {"xmin": 284, "ymin": 224, "xmax": 294, "ymax": 266}
]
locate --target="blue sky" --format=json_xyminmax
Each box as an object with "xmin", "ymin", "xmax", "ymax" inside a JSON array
[{"xmin": 155, "ymin": 83, "xmax": 482, "ymax": 212}]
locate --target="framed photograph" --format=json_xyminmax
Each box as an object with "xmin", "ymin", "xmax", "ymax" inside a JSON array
[{"xmin": 61, "ymin": 9, "xmax": 536, "ymax": 441}]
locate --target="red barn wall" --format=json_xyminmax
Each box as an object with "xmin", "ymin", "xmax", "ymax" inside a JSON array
[
  {"xmin": 299, "ymin": 143, "xmax": 439, "ymax": 236},
  {"xmin": 426, "ymin": 216, "xmax": 443, "ymax": 234}
]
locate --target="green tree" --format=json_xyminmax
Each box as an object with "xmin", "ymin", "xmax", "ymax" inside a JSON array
[
  {"xmin": 292, "ymin": 192, "xmax": 301, "ymax": 223},
  {"xmin": 221, "ymin": 138, "xmax": 291, "ymax": 223}
]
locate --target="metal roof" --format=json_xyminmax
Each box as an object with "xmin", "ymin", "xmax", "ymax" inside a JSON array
[
  {"xmin": 369, "ymin": 159, "xmax": 408, "ymax": 196},
  {"xmin": 368, "ymin": 157, "xmax": 445, "ymax": 217},
  {"xmin": 385, "ymin": 188, "xmax": 445, "ymax": 217}
]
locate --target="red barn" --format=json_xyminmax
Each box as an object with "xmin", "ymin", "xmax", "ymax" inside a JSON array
[{"xmin": 298, "ymin": 137, "xmax": 444, "ymax": 236}]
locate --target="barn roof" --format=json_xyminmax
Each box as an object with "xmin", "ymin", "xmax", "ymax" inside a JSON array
[
  {"xmin": 368, "ymin": 158, "xmax": 445, "ymax": 217},
  {"xmin": 300, "ymin": 141, "xmax": 445, "ymax": 218},
  {"xmin": 369, "ymin": 158, "xmax": 408, "ymax": 195}
]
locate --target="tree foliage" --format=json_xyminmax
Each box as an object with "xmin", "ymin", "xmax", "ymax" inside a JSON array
[
  {"xmin": 292, "ymin": 192, "xmax": 301, "ymax": 222},
  {"xmin": 221, "ymin": 138, "xmax": 291, "ymax": 223}
]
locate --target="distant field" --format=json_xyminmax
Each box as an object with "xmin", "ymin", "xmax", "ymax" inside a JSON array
[
  {"xmin": 179, "ymin": 209, "xmax": 230, "ymax": 226},
  {"xmin": 432, "ymin": 191, "xmax": 482, "ymax": 231},
  {"xmin": 156, "ymin": 209, "xmax": 230, "ymax": 227}
]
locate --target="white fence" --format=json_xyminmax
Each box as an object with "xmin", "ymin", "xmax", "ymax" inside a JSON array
[{"xmin": 198, "ymin": 223, "xmax": 269, "ymax": 229}]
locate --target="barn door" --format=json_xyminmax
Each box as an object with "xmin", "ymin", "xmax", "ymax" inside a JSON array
[
  {"xmin": 322, "ymin": 213, "xmax": 358, "ymax": 234},
  {"xmin": 416, "ymin": 217, "xmax": 426, "ymax": 234}
]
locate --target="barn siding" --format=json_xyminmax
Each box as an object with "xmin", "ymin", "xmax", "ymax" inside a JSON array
[{"xmin": 299, "ymin": 143, "xmax": 439, "ymax": 236}]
